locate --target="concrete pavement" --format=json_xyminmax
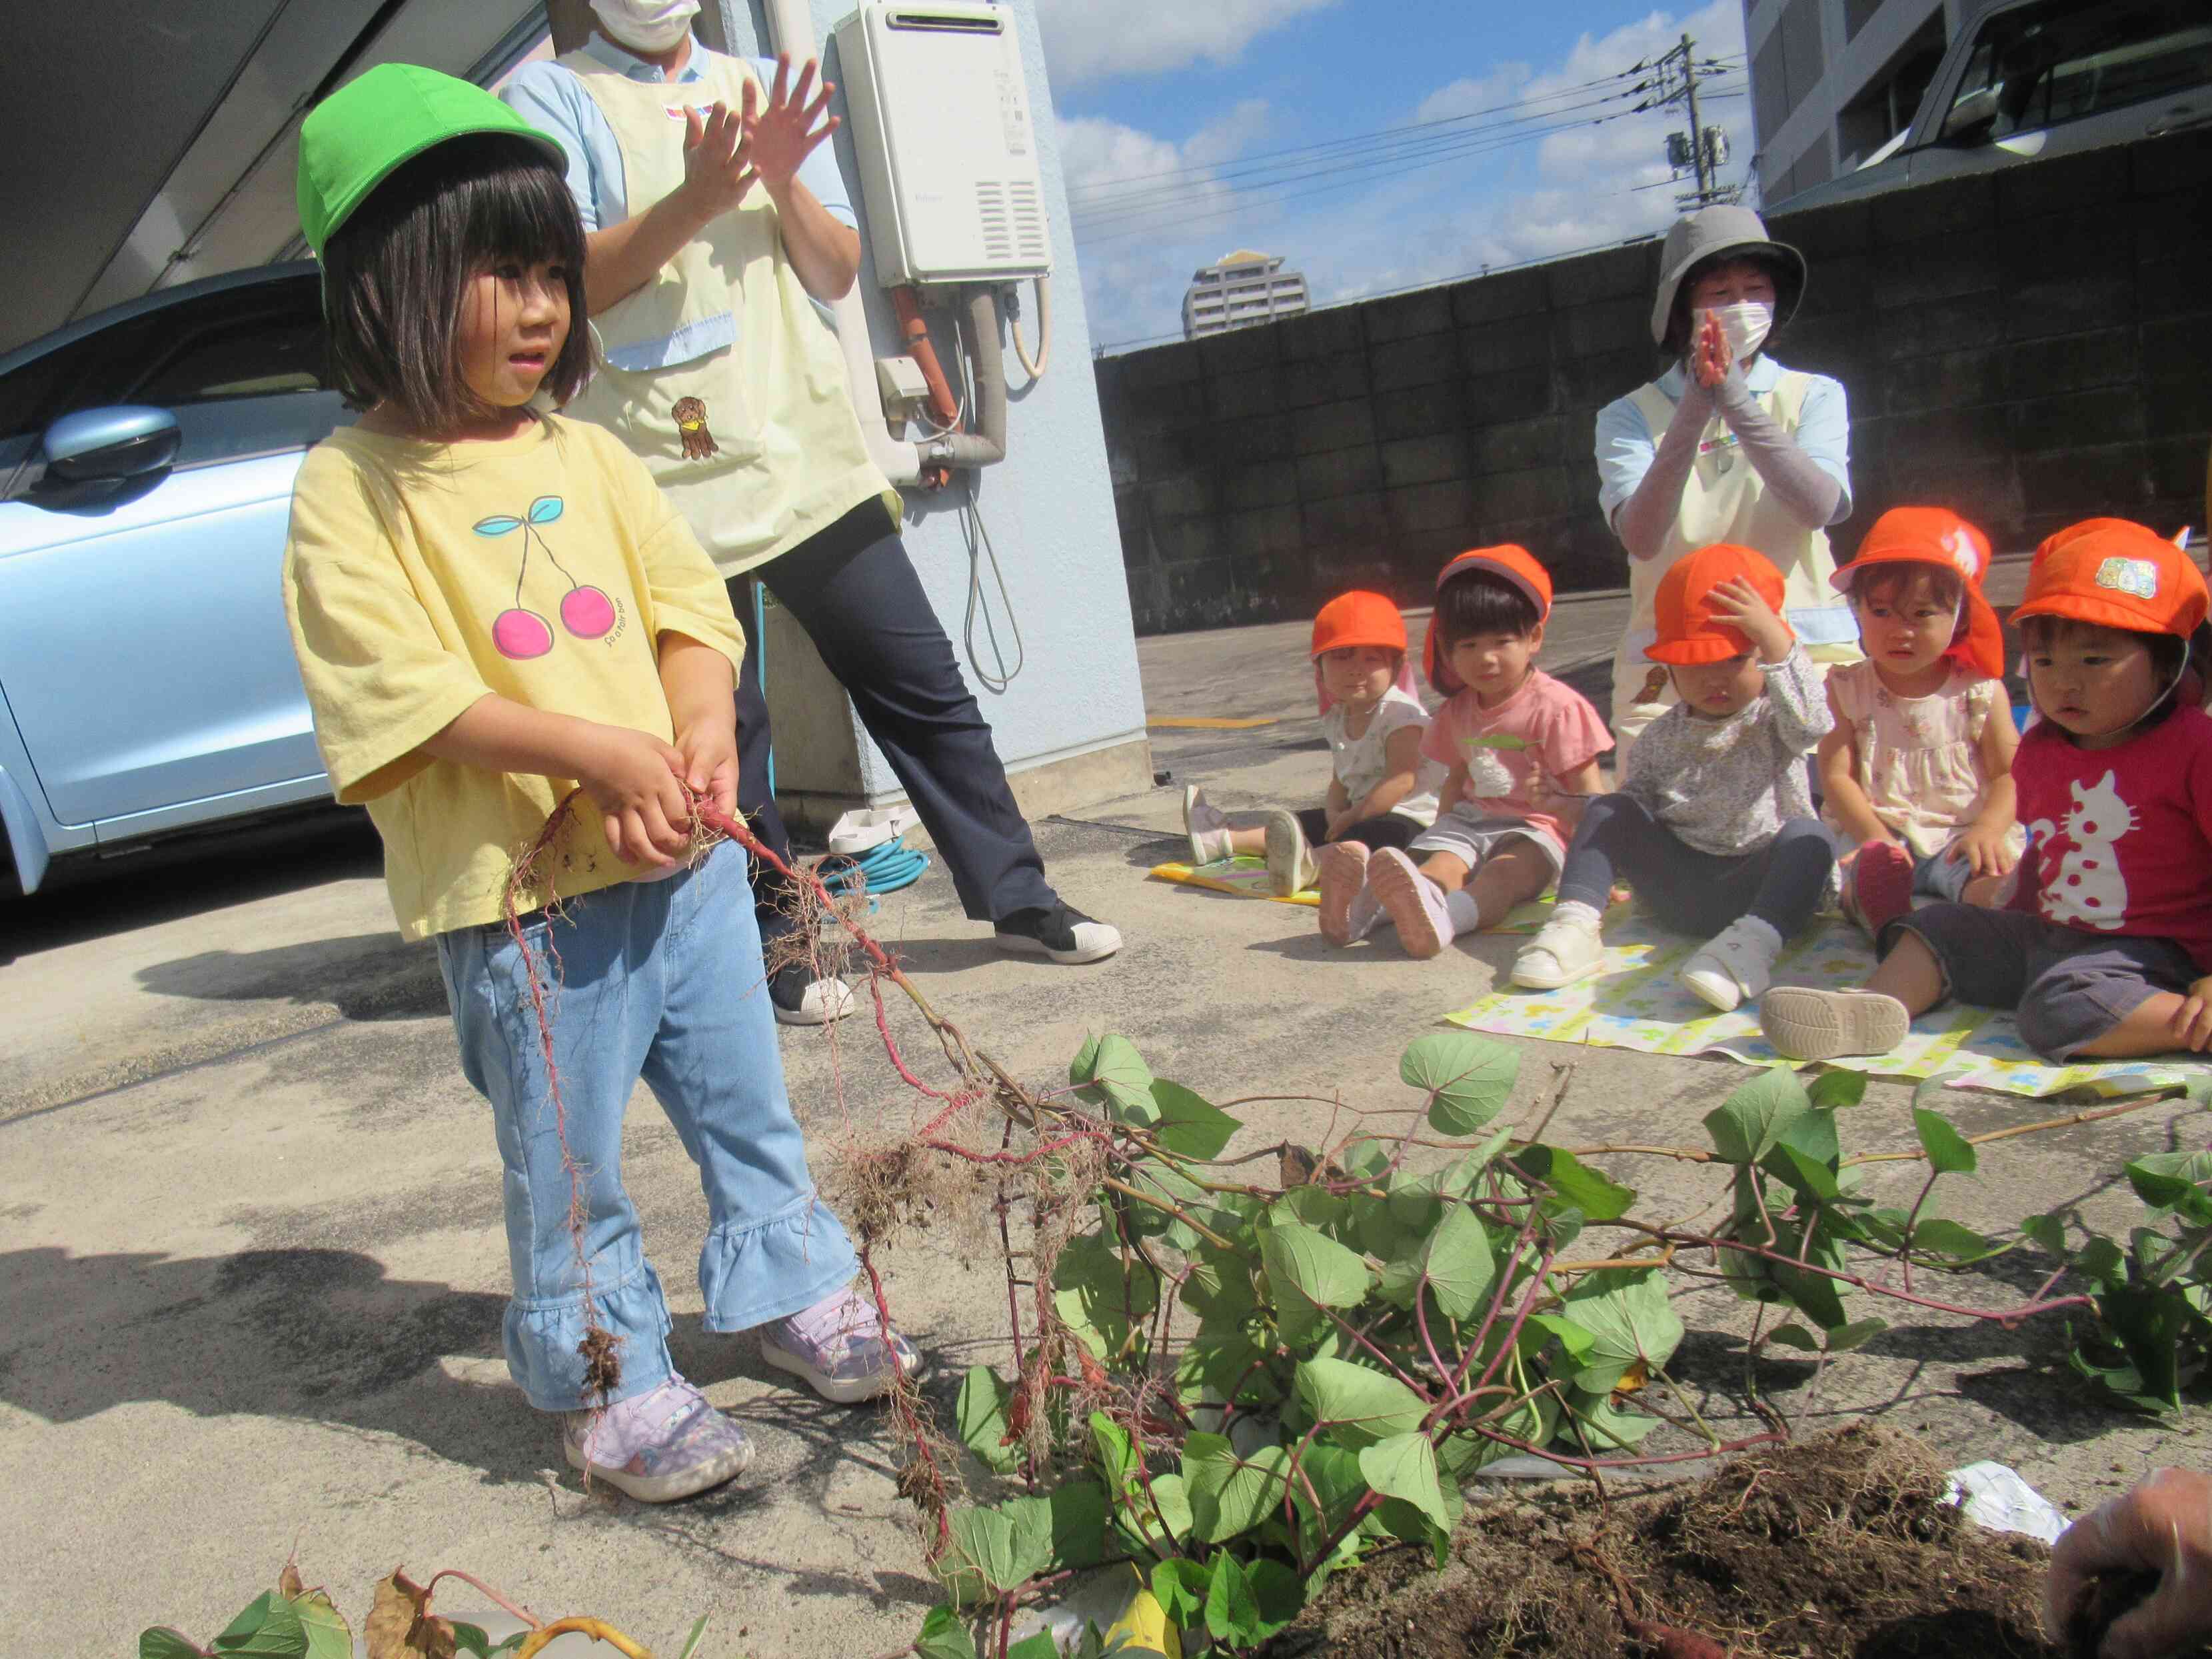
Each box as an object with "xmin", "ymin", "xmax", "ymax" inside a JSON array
[{"xmin": 3, "ymin": 579, "xmax": 2202, "ymax": 1656}]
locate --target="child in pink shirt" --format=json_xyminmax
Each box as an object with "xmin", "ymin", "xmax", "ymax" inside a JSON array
[{"xmin": 1316, "ymin": 546, "xmax": 1612, "ymax": 956}]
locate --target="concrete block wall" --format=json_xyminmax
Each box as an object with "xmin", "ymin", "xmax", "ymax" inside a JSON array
[{"xmin": 1100, "ymin": 128, "xmax": 2212, "ymax": 635}]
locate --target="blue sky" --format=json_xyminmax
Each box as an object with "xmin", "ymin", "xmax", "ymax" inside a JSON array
[{"xmin": 1032, "ymin": 1, "xmax": 1757, "ymax": 350}]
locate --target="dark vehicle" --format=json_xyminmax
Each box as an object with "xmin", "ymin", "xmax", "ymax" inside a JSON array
[{"xmin": 1779, "ymin": 0, "xmax": 2212, "ymax": 211}]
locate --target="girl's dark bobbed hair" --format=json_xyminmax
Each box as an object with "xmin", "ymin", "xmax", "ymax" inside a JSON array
[{"xmin": 321, "ymin": 131, "xmax": 594, "ymax": 433}]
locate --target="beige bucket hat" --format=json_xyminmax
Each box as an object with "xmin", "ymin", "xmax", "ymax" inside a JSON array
[{"xmin": 1648, "ymin": 204, "xmax": 1807, "ymax": 346}]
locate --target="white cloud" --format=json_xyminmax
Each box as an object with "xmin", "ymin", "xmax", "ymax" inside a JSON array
[
  {"xmin": 1184, "ymin": 99, "xmax": 1273, "ymax": 170},
  {"xmin": 1059, "ymin": 103, "xmax": 1279, "ymax": 343},
  {"xmin": 1416, "ymin": 63, "xmax": 1535, "ymax": 125},
  {"xmin": 1033, "ymin": 0, "xmax": 1340, "ymax": 90}
]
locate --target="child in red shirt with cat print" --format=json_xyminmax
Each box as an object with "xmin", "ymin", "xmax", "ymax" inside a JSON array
[{"xmin": 1765, "ymin": 521, "xmax": 2212, "ymax": 1063}]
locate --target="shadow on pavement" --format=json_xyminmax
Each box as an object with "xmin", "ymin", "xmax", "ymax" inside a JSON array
[
  {"xmin": 0, "ymin": 809, "xmax": 381, "ymax": 967},
  {"xmin": 0, "ymin": 1242, "xmax": 954, "ymax": 1578},
  {"xmin": 137, "ymin": 932, "xmax": 447, "ymax": 1020}
]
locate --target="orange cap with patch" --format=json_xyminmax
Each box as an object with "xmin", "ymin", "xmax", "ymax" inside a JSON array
[
  {"xmin": 1647, "ymin": 543, "xmax": 1791, "ymax": 665},
  {"xmin": 1423, "ymin": 545, "xmax": 1552, "ymax": 694},
  {"xmin": 1832, "ymin": 506, "xmax": 2005, "ymax": 681},
  {"xmin": 2033, "ymin": 517, "xmax": 2168, "ymax": 562},
  {"xmin": 2012, "ymin": 523, "xmax": 2209, "ymax": 639}
]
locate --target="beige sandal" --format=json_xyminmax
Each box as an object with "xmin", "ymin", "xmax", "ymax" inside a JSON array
[{"xmin": 1759, "ymin": 986, "xmax": 1911, "ymax": 1061}]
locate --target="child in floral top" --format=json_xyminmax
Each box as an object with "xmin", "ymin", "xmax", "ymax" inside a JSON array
[{"xmin": 1819, "ymin": 507, "xmax": 2021, "ymax": 936}]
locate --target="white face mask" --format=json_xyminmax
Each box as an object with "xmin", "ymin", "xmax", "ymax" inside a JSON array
[
  {"xmin": 1700, "ymin": 300, "xmax": 1774, "ymax": 362},
  {"xmin": 589, "ymin": 0, "xmax": 699, "ymax": 53}
]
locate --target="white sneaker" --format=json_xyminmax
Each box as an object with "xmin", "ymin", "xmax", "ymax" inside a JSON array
[
  {"xmin": 1183, "ymin": 785, "xmax": 1234, "ymax": 864},
  {"xmin": 1262, "ymin": 810, "xmax": 1315, "ymax": 895},
  {"xmin": 770, "ymin": 960, "xmax": 856, "ymax": 1026},
  {"xmin": 1679, "ymin": 916, "xmax": 1782, "ymax": 1013},
  {"xmin": 1512, "ymin": 908, "xmax": 1604, "ymax": 990}
]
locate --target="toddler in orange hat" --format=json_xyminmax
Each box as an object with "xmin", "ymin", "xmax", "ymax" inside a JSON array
[
  {"xmin": 1817, "ymin": 507, "xmax": 2023, "ymax": 936},
  {"xmin": 1182, "ymin": 591, "xmax": 1448, "ymax": 893},
  {"xmin": 1512, "ymin": 544, "xmax": 1837, "ymax": 1010},
  {"xmin": 1765, "ymin": 521, "xmax": 2212, "ymax": 1064},
  {"xmin": 1316, "ymin": 547, "xmax": 1612, "ymax": 957}
]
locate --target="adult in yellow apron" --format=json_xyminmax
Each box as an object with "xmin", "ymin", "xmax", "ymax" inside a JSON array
[
  {"xmin": 504, "ymin": 17, "xmax": 1120, "ymax": 1016},
  {"xmin": 1596, "ymin": 207, "xmax": 1861, "ymax": 773}
]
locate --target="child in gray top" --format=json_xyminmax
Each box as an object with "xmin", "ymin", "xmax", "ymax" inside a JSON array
[{"xmin": 1513, "ymin": 544, "xmax": 1837, "ymax": 1012}]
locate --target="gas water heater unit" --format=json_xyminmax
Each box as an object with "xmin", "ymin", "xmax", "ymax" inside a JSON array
[{"xmin": 831, "ymin": 3, "xmax": 1053, "ymax": 285}]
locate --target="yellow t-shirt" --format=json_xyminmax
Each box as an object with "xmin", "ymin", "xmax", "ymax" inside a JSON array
[{"xmin": 282, "ymin": 413, "xmax": 746, "ymax": 942}]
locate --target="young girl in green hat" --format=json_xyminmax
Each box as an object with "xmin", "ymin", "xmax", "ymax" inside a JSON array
[{"xmin": 281, "ymin": 63, "xmax": 914, "ymax": 1504}]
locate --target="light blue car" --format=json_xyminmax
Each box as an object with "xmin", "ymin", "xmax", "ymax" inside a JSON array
[{"xmin": 0, "ymin": 261, "xmax": 353, "ymax": 894}]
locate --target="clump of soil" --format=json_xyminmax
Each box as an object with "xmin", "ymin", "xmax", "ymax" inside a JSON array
[{"xmin": 1263, "ymin": 1424, "xmax": 2061, "ymax": 1658}]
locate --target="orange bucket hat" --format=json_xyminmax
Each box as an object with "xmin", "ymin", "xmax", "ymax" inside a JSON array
[
  {"xmin": 1312, "ymin": 591, "xmax": 1416, "ymax": 713},
  {"xmin": 1423, "ymin": 545, "xmax": 1553, "ymax": 695},
  {"xmin": 2013, "ymin": 522, "xmax": 2209, "ymax": 638},
  {"xmin": 1647, "ymin": 543, "xmax": 1789, "ymax": 665},
  {"xmin": 1311, "ymin": 591, "xmax": 1408, "ymax": 659},
  {"xmin": 1832, "ymin": 507, "xmax": 2005, "ymax": 680}
]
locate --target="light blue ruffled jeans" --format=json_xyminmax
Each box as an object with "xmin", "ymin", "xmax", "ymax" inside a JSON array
[{"xmin": 435, "ymin": 842, "xmax": 858, "ymax": 1410}]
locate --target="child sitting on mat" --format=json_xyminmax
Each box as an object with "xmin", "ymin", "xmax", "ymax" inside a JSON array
[
  {"xmin": 1182, "ymin": 591, "xmax": 1446, "ymax": 894},
  {"xmin": 1819, "ymin": 507, "xmax": 2022, "ymax": 936},
  {"xmin": 1763, "ymin": 521, "xmax": 2212, "ymax": 1064},
  {"xmin": 1318, "ymin": 546, "xmax": 1611, "ymax": 957},
  {"xmin": 1512, "ymin": 544, "xmax": 1836, "ymax": 1012}
]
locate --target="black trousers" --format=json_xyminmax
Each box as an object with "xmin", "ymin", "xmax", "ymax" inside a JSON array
[
  {"xmin": 731, "ymin": 499, "xmax": 1054, "ymax": 939},
  {"xmin": 1554, "ymin": 793, "xmax": 1835, "ymax": 938},
  {"xmin": 1294, "ymin": 808, "xmax": 1424, "ymax": 852}
]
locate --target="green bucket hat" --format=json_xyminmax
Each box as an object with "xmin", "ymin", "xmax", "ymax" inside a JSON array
[{"xmin": 297, "ymin": 62, "xmax": 567, "ymax": 256}]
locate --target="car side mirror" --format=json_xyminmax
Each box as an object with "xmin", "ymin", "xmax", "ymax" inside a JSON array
[
  {"xmin": 43, "ymin": 405, "xmax": 181, "ymax": 482},
  {"xmin": 1938, "ymin": 85, "xmax": 2001, "ymax": 143}
]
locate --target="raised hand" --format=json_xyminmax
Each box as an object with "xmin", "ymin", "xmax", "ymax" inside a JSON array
[
  {"xmin": 1706, "ymin": 575, "xmax": 1793, "ymax": 664},
  {"xmin": 1691, "ymin": 309, "xmax": 1731, "ymax": 390},
  {"xmin": 742, "ymin": 52, "xmax": 839, "ymax": 193},
  {"xmin": 679, "ymin": 100, "xmax": 756, "ymax": 219}
]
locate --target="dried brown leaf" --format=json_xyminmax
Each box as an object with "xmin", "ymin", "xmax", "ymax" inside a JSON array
[
  {"xmin": 278, "ymin": 1561, "xmax": 305, "ymax": 1600},
  {"xmin": 365, "ymin": 1568, "xmax": 457, "ymax": 1659}
]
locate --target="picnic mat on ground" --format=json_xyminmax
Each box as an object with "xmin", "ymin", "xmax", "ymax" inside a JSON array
[
  {"xmin": 1148, "ymin": 856, "xmax": 1558, "ymax": 930},
  {"xmin": 1446, "ymin": 906, "xmax": 2211, "ymax": 1100},
  {"xmin": 1150, "ymin": 856, "xmax": 1318, "ymax": 906}
]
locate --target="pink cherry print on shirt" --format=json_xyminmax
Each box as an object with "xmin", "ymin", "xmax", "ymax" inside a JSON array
[
  {"xmin": 562, "ymin": 585, "xmax": 616, "ymax": 640},
  {"xmin": 493, "ymin": 607, "xmax": 555, "ymax": 660}
]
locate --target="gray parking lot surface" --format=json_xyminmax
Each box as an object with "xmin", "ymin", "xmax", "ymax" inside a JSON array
[{"xmin": 3, "ymin": 577, "xmax": 2202, "ymax": 1656}]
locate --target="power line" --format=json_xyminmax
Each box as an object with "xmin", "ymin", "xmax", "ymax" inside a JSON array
[
  {"xmin": 1071, "ymin": 91, "xmax": 1646, "ymax": 234},
  {"xmin": 1074, "ymin": 105, "xmax": 1646, "ymax": 247},
  {"xmin": 1067, "ymin": 65, "xmax": 1648, "ymax": 205}
]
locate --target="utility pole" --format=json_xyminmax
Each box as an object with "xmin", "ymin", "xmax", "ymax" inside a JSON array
[
  {"xmin": 1637, "ymin": 34, "xmax": 1735, "ymax": 208},
  {"xmin": 1679, "ymin": 33, "xmax": 1710, "ymax": 200}
]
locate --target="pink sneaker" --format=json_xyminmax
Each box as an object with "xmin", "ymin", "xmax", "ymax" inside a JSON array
[
  {"xmin": 1315, "ymin": 841, "xmax": 1377, "ymax": 946},
  {"xmin": 1368, "ymin": 848, "xmax": 1456, "ymax": 959},
  {"xmin": 760, "ymin": 1284, "xmax": 924, "ymax": 1404},
  {"xmin": 562, "ymin": 1373, "xmax": 753, "ymax": 1502},
  {"xmin": 1846, "ymin": 841, "xmax": 1915, "ymax": 937}
]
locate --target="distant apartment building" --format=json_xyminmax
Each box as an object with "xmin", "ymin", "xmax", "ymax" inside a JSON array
[
  {"xmin": 1747, "ymin": 0, "xmax": 1979, "ymax": 205},
  {"xmin": 1182, "ymin": 249, "xmax": 1310, "ymax": 340}
]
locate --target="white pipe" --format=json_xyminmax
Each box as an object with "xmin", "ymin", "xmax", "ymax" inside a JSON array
[
  {"xmin": 1010, "ymin": 275, "xmax": 1050, "ymax": 382},
  {"xmin": 762, "ymin": 0, "xmax": 920, "ymax": 486}
]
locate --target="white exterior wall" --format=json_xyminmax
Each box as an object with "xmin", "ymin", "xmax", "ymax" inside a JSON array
[{"xmin": 716, "ymin": 0, "xmax": 1148, "ymax": 802}]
